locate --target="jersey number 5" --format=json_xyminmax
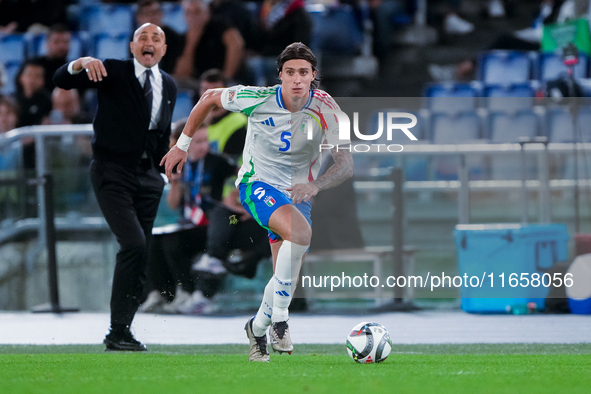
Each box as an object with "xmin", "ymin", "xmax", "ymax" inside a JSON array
[{"xmin": 279, "ymin": 131, "xmax": 291, "ymax": 152}]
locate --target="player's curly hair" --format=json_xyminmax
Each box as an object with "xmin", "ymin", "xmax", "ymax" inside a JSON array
[{"xmin": 276, "ymin": 42, "xmax": 321, "ymax": 89}]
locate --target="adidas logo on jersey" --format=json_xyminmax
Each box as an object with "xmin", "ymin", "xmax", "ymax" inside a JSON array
[{"xmin": 261, "ymin": 117, "xmax": 275, "ymax": 127}]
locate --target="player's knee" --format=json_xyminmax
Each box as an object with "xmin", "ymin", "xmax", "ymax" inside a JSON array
[{"xmin": 291, "ymin": 225, "xmax": 311, "ymax": 246}]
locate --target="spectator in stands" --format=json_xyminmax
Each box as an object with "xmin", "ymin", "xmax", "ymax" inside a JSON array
[
  {"xmin": 199, "ymin": 69, "xmax": 247, "ymax": 159},
  {"xmin": 173, "ymin": 69, "xmax": 270, "ymax": 314},
  {"xmin": 0, "ymin": 96, "xmax": 20, "ymax": 208},
  {"xmin": 15, "ymin": 59, "xmax": 52, "ymax": 128},
  {"xmin": 14, "ymin": 58, "xmax": 52, "ymax": 170},
  {"xmin": 174, "ymin": 0, "xmax": 244, "ymax": 84},
  {"xmin": 210, "ymin": 0, "xmax": 256, "ymax": 50},
  {"xmin": 253, "ymin": 0, "xmax": 312, "ymax": 57},
  {"xmin": 140, "ymin": 120, "xmax": 189, "ymax": 312},
  {"xmin": 0, "ymin": 97, "xmax": 19, "ymax": 134},
  {"xmin": 33, "ymin": 24, "xmax": 72, "ymax": 93},
  {"xmin": 248, "ymin": 0, "xmax": 312, "ymax": 85},
  {"xmin": 43, "ymin": 87, "xmax": 91, "ymax": 125},
  {"xmin": 139, "ymin": 122, "xmax": 237, "ymax": 314},
  {"xmin": 133, "ymin": 0, "xmax": 184, "ymax": 74}
]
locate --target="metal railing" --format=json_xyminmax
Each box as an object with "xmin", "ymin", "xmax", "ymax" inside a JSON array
[
  {"xmin": 0, "ymin": 124, "xmax": 99, "ymax": 246},
  {"xmin": 353, "ymin": 141, "xmax": 591, "ymax": 225}
]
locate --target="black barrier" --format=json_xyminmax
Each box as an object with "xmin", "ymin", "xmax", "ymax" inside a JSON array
[
  {"xmin": 31, "ymin": 174, "xmax": 78, "ymax": 313},
  {"xmin": 376, "ymin": 167, "xmax": 419, "ymax": 311}
]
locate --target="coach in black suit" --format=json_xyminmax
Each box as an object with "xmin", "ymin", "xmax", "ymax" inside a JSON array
[{"xmin": 54, "ymin": 23, "xmax": 177, "ymax": 351}]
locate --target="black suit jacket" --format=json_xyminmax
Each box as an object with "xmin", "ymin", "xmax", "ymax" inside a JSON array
[{"xmin": 53, "ymin": 59, "xmax": 177, "ymax": 168}]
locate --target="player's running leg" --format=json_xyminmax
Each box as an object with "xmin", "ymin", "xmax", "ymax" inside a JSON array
[{"xmin": 267, "ymin": 204, "xmax": 310, "ymax": 353}]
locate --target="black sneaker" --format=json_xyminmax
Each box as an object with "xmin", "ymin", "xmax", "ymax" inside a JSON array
[{"xmin": 104, "ymin": 328, "xmax": 147, "ymax": 351}]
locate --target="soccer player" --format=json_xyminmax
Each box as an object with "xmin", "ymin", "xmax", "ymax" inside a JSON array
[{"xmin": 161, "ymin": 42, "xmax": 353, "ymax": 361}]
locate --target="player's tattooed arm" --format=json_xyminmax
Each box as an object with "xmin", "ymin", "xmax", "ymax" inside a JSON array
[
  {"xmin": 311, "ymin": 146, "xmax": 354, "ymax": 191},
  {"xmin": 289, "ymin": 146, "xmax": 353, "ymax": 203}
]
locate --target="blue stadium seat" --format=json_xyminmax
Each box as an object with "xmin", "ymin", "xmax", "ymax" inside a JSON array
[
  {"xmin": 487, "ymin": 109, "xmax": 540, "ymax": 142},
  {"xmin": 545, "ymin": 107, "xmax": 591, "ymax": 179},
  {"xmin": 430, "ymin": 111, "xmax": 482, "ymax": 143},
  {"xmin": 161, "ymin": 2, "xmax": 187, "ymax": 34},
  {"xmin": 479, "ymin": 51, "xmax": 535, "ymax": 84},
  {"xmin": 80, "ymin": 5, "xmax": 134, "ymax": 36},
  {"xmin": 487, "ymin": 110, "xmax": 541, "ymax": 180},
  {"xmin": 430, "ymin": 111, "xmax": 483, "ymax": 180},
  {"xmin": 30, "ymin": 32, "xmax": 89, "ymax": 62},
  {"xmin": 0, "ymin": 35, "xmax": 26, "ymax": 64},
  {"xmin": 483, "ymin": 82, "xmax": 538, "ymax": 111},
  {"xmin": 92, "ymin": 33, "xmax": 130, "ymax": 60},
  {"xmin": 309, "ymin": 5, "xmax": 364, "ymax": 55},
  {"xmin": 173, "ymin": 90, "xmax": 194, "ymax": 123},
  {"xmin": 425, "ymin": 82, "xmax": 481, "ymax": 112},
  {"xmin": 538, "ymin": 53, "xmax": 588, "ymax": 81},
  {"xmin": 0, "ymin": 61, "xmax": 22, "ymax": 96},
  {"xmin": 546, "ymin": 107, "xmax": 591, "ymax": 143}
]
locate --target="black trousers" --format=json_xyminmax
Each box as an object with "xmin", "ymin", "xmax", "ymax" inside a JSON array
[
  {"xmin": 146, "ymin": 225, "xmax": 208, "ymax": 296},
  {"xmin": 206, "ymin": 205, "xmax": 270, "ymax": 263},
  {"xmin": 90, "ymin": 159, "xmax": 165, "ymax": 327}
]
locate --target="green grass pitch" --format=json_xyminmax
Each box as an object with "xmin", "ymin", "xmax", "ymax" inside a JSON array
[{"xmin": 1, "ymin": 344, "xmax": 590, "ymax": 394}]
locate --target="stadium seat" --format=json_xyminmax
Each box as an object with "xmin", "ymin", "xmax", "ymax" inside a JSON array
[
  {"xmin": 0, "ymin": 35, "xmax": 26, "ymax": 64},
  {"xmin": 173, "ymin": 90, "xmax": 194, "ymax": 123},
  {"xmin": 29, "ymin": 32, "xmax": 89, "ymax": 62},
  {"xmin": 546, "ymin": 107, "xmax": 591, "ymax": 143},
  {"xmin": 487, "ymin": 109, "xmax": 541, "ymax": 180},
  {"xmin": 0, "ymin": 61, "xmax": 22, "ymax": 96},
  {"xmin": 538, "ymin": 52, "xmax": 588, "ymax": 81},
  {"xmin": 425, "ymin": 82, "xmax": 481, "ymax": 112},
  {"xmin": 483, "ymin": 82, "xmax": 538, "ymax": 111},
  {"xmin": 487, "ymin": 109, "xmax": 541, "ymax": 143},
  {"xmin": 161, "ymin": 2, "xmax": 188, "ymax": 34},
  {"xmin": 545, "ymin": 107, "xmax": 591, "ymax": 179},
  {"xmin": 429, "ymin": 110, "xmax": 483, "ymax": 180},
  {"xmin": 92, "ymin": 33, "xmax": 130, "ymax": 60},
  {"xmin": 430, "ymin": 110, "xmax": 482, "ymax": 144},
  {"xmin": 365, "ymin": 109, "xmax": 429, "ymax": 181},
  {"xmin": 479, "ymin": 51, "xmax": 535, "ymax": 84},
  {"xmin": 79, "ymin": 5, "xmax": 134, "ymax": 36}
]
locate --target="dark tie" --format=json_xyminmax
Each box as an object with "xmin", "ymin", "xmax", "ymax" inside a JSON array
[{"xmin": 143, "ymin": 69, "xmax": 153, "ymax": 119}]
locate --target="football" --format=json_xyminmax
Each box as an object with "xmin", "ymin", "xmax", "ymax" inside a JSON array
[{"xmin": 346, "ymin": 322, "xmax": 392, "ymax": 363}]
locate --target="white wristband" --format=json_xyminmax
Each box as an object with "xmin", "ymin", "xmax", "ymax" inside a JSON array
[{"xmin": 176, "ymin": 132, "xmax": 192, "ymax": 152}]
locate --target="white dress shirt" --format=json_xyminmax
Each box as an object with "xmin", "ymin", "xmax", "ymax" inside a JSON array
[{"xmin": 133, "ymin": 59, "xmax": 163, "ymax": 130}]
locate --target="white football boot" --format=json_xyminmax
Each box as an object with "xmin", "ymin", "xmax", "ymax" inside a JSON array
[
  {"xmin": 245, "ymin": 317, "xmax": 270, "ymax": 362},
  {"xmin": 270, "ymin": 321, "xmax": 293, "ymax": 354}
]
